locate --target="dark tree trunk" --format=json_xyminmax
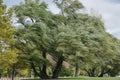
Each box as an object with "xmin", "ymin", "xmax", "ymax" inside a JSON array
[
  {"xmin": 30, "ymin": 61, "xmax": 40, "ymax": 77},
  {"xmin": 84, "ymin": 69, "xmax": 90, "ymax": 77},
  {"xmin": 52, "ymin": 56, "xmax": 64, "ymax": 79},
  {"xmin": 90, "ymin": 72, "xmax": 95, "ymax": 77},
  {"xmin": 98, "ymin": 68, "xmax": 104, "ymax": 77},
  {"xmin": 88, "ymin": 72, "xmax": 95, "ymax": 77},
  {"xmin": 40, "ymin": 66, "xmax": 48, "ymax": 79},
  {"xmin": 98, "ymin": 68, "xmax": 111, "ymax": 77},
  {"xmin": 30, "ymin": 50, "xmax": 50, "ymax": 79},
  {"xmin": 40, "ymin": 51, "xmax": 49, "ymax": 79},
  {"xmin": 0, "ymin": 74, "xmax": 1, "ymax": 79},
  {"xmin": 0, "ymin": 69, "xmax": 2, "ymax": 79},
  {"xmin": 75, "ymin": 62, "xmax": 79, "ymax": 77},
  {"xmin": 88, "ymin": 67, "xmax": 96, "ymax": 77},
  {"xmin": 11, "ymin": 64, "xmax": 16, "ymax": 80},
  {"xmin": 98, "ymin": 73, "xmax": 104, "ymax": 77}
]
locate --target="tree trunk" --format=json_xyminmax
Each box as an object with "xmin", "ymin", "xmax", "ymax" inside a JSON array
[
  {"xmin": 84, "ymin": 69, "xmax": 91, "ymax": 77},
  {"xmin": 40, "ymin": 51, "xmax": 49, "ymax": 79},
  {"xmin": 0, "ymin": 69, "xmax": 2, "ymax": 79},
  {"xmin": 98, "ymin": 73, "xmax": 104, "ymax": 77},
  {"xmin": 30, "ymin": 50, "xmax": 50, "ymax": 79},
  {"xmin": 75, "ymin": 62, "xmax": 79, "ymax": 77},
  {"xmin": 98, "ymin": 68, "xmax": 104, "ymax": 77},
  {"xmin": 11, "ymin": 64, "xmax": 16, "ymax": 80},
  {"xmin": 90, "ymin": 72, "xmax": 95, "ymax": 77},
  {"xmin": 88, "ymin": 67, "xmax": 96, "ymax": 77},
  {"xmin": 0, "ymin": 74, "xmax": 1, "ymax": 79},
  {"xmin": 52, "ymin": 56, "xmax": 64, "ymax": 79},
  {"xmin": 30, "ymin": 61, "xmax": 40, "ymax": 77},
  {"xmin": 98, "ymin": 68, "xmax": 111, "ymax": 77},
  {"xmin": 88, "ymin": 72, "xmax": 95, "ymax": 77}
]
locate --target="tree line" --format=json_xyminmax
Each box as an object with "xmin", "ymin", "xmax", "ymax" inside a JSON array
[{"xmin": 0, "ymin": 0, "xmax": 120, "ymax": 79}]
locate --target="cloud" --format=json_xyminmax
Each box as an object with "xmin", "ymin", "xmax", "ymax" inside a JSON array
[
  {"xmin": 79, "ymin": 0, "xmax": 120, "ymax": 39},
  {"xmin": 47, "ymin": 3, "xmax": 60, "ymax": 14},
  {"xmin": 113, "ymin": 32, "xmax": 120, "ymax": 39},
  {"xmin": 107, "ymin": 0, "xmax": 120, "ymax": 3}
]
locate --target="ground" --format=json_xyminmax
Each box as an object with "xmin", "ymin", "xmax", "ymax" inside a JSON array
[{"xmin": 21, "ymin": 77, "xmax": 120, "ymax": 80}]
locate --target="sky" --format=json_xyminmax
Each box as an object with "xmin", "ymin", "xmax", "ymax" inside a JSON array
[{"xmin": 3, "ymin": 0, "xmax": 120, "ymax": 39}]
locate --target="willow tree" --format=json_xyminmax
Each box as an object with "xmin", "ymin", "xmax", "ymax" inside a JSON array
[
  {"xmin": 14, "ymin": 0, "xmax": 57, "ymax": 79},
  {"xmin": 13, "ymin": 0, "xmax": 87, "ymax": 79},
  {"xmin": 75, "ymin": 15, "xmax": 120, "ymax": 77},
  {"xmin": 0, "ymin": 0, "xmax": 18, "ymax": 79},
  {"xmin": 13, "ymin": 0, "xmax": 120, "ymax": 79},
  {"xmin": 54, "ymin": 0, "xmax": 120, "ymax": 77}
]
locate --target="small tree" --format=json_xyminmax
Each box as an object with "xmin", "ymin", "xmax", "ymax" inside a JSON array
[{"xmin": 0, "ymin": 0, "xmax": 18, "ymax": 79}]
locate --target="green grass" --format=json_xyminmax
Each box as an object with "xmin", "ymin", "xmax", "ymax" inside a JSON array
[{"xmin": 22, "ymin": 77, "xmax": 120, "ymax": 80}]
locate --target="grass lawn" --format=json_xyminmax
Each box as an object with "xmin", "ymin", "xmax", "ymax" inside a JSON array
[{"xmin": 22, "ymin": 77, "xmax": 120, "ymax": 80}]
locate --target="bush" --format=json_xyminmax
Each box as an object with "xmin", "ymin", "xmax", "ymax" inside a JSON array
[{"xmin": 59, "ymin": 67, "xmax": 73, "ymax": 76}]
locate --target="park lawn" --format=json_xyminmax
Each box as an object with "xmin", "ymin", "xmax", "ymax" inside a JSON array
[
  {"xmin": 59, "ymin": 77, "xmax": 120, "ymax": 80},
  {"xmin": 22, "ymin": 77, "xmax": 120, "ymax": 80}
]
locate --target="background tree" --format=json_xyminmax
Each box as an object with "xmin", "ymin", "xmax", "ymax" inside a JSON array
[{"xmin": 0, "ymin": 0, "xmax": 18, "ymax": 79}]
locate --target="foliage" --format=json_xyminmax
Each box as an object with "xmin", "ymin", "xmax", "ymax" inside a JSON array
[
  {"xmin": 0, "ymin": 0, "xmax": 120, "ymax": 79},
  {"xmin": 59, "ymin": 67, "xmax": 73, "ymax": 76},
  {"xmin": 0, "ymin": 0, "xmax": 18, "ymax": 69}
]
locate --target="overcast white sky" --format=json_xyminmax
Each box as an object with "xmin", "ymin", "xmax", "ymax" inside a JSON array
[{"xmin": 3, "ymin": 0, "xmax": 120, "ymax": 39}]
